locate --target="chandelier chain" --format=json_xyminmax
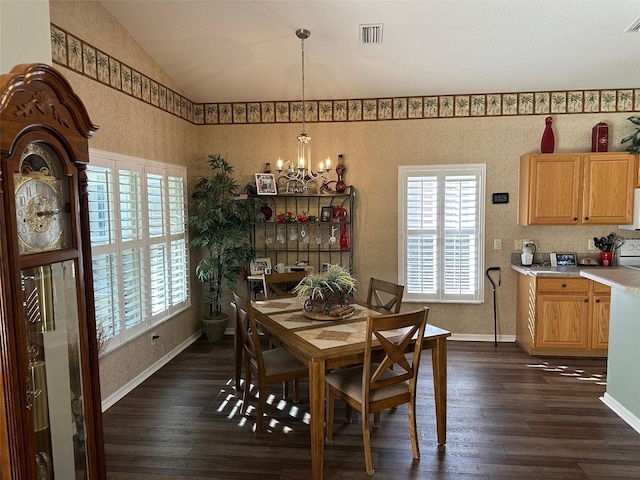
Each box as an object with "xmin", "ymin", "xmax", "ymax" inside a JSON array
[{"xmin": 300, "ymin": 34, "xmax": 306, "ymax": 134}]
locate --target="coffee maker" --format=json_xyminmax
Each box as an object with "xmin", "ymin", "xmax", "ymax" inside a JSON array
[{"xmin": 521, "ymin": 242, "xmax": 536, "ymax": 266}]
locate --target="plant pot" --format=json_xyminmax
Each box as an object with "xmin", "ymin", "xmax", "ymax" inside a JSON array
[
  {"xmin": 303, "ymin": 292, "xmax": 349, "ymax": 315},
  {"xmin": 202, "ymin": 314, "xmax": 229, "ymax": 342}
]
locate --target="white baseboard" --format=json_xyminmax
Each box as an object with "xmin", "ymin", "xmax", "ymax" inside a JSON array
[
  {"xmin": 449, "ymin": 333, "xmax": 516, "ymax": 343},
  {"xmin": 601, "ymin": 393, "xmax": 640, "ymax": 435},
  {"xmin": 101, "ymin": 331, "xmax": 202, "ymax": 412}
]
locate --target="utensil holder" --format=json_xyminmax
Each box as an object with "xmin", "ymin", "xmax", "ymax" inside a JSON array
[{"xmin": 600, "ymin": 252, "xmax": 613, "ymax": 267}]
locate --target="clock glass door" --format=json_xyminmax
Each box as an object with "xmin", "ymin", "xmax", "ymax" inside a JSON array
[{"xmin": 22, "ymin": 260, "xmax": 89, "ymax": 479}]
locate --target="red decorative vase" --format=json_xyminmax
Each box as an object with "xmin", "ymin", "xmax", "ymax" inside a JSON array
[
  {"xmin": 541, "ymin": 116, "xmax": 555, "ymax": 153},
  {"xmin": 332, "ymin": 206, "xmax": 347, "ymax": 222},
  {"xmin": 340, "ymin": 224, "xmax": 349, "ymax": 250},
  {"xmin": 335, "ymin": 154, "xmax": 346, "ymax": 193}
]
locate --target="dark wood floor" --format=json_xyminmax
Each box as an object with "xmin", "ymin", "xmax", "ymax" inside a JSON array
[{"xmin": 103, "ymin": 337, "xmax": 640, "ymax": 479}]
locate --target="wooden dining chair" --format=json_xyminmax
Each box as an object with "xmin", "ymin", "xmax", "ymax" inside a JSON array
[
  {"xmin": 325, "ymin": 308, "xmax": 429, "ymax": 476},
  {"xmin": 366, "ymin": 277, "xmax": 405, "ymax": 314},
  {"xmin": 232, "ymin": 292, "xmax": 308, "ymax": 437},
  {"xmin": 262, "ymin": 270, "xmax": 307, "ymax": 298}
]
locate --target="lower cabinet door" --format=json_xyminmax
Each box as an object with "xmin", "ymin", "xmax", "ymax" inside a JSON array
[
  {"xmin": 536, "ymin": 294, "xmax": 589, "ymax": 349},
  {"xmin": 591, "ymin": 294, "xmax": 610, "ymax": 350}
]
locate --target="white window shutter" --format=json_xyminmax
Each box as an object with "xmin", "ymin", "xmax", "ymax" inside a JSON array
[
  {"xmin": 87, "ymin": 149, "xmax": 190, "ymax": 352},
  {"xmin": 399, "ymin": 165, "xmax": 485, "ymax": 303}
]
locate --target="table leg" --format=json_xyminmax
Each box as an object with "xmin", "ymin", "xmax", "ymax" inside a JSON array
[
  {"xmin": 431, "ymin": 338, "xmax": 447, "ymax": 445},
  {"xmin": 309, "ymin": 359, "xmax": 326, "ymax": 480}
]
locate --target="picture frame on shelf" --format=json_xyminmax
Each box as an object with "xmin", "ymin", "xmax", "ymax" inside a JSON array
[
  {"xmin": 255, "ymin": 173, "xmax": 277, "ymax": 195},
  {"xmin": 250, "ymin": 257, "xmax": 272, "ymax": 275},
  {"xmin": 321, "ymin": 206, "xmax": 333, "ymax": 222}
]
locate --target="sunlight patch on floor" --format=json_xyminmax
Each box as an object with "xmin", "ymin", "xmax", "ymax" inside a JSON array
[
  {"xmin": 216, "ymin": 379, "xmax": 312, "ymax": 435},
  {"xmin": 527, "ymin": 361, "xmax": 606, "ymax": 386}
]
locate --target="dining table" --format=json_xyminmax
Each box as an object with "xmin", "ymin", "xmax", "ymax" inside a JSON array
[{"xmin": 246, "ymin": 296, "xmax": 451, "ymax": 480}]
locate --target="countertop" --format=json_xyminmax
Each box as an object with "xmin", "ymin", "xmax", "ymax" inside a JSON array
[
  {"xmin": 511, "ymin": 264, "xmax": 640, "ymax": 293},
  {"xmin": 579, "ymin": 267, "xmax": 640, "ymax": 293},
  {"xmin": 510, "ymin": 264, "xmax": 595, "ymax": 277}
]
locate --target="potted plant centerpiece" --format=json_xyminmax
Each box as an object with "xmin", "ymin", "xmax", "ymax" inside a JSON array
[
  {"xmin": 190, "ymin": 154, "xmax": 263, "ymax": 341},
  {"xmin": 293, "ymin": 265, "xmax": 357, "ymax": 317}
]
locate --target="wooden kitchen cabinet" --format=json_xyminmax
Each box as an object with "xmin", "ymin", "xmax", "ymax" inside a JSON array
[
  {"xmin": 516, "ymin": 274, "xmax": 610, "ymax": 356},
  {"xmin": 519, "ymin": 152, "xmax": 637, "ymax": 225},
  {"xmin": 590, "ymin": 282, "xmax": 611, "ymax": 351},
  {"xmin": 536, "ymin": 278, "xmax": 589, "ymax": 350}
]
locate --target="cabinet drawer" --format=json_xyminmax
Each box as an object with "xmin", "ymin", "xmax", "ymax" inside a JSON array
[
  {"xmin": 593, "ymin": 282, "xmax": 611, "ymax": 294},
  {"xmin": 537, "ymin": 277, "xmax": 589, "ymax": 294}
]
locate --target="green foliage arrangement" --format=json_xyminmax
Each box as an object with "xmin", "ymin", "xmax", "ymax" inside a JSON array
[
  {"xmin": 190, "ymin": 154, "xmax": 263, "ymax": 317},
  {"xmin": 621, "ymin": 116, "xmax": 640, "ymax": 154},
  {"xmin": 293, "ymin": 264, "xmax": 356, "ymax": 301}
]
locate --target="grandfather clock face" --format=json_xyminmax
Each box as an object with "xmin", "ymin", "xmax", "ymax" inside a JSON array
[{"xmin": 13, "ymin": 143, "xmax": 70, "ymax": 255}]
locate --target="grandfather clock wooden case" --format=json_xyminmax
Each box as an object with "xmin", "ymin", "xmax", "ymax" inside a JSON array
[{"xmin": 0, "ymin": 64, "xmax": 106, "ymax": 478}]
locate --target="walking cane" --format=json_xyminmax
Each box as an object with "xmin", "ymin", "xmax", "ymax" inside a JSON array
[{"xmin": 485, "ymin": 267, "xmax": 501, "ymax": 346}]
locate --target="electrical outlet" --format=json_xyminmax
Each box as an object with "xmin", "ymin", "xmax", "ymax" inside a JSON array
[
  {"xmin": 514, "ymin": 239, "xmax": 523, "ymax": 251},
  {"xmin": 494, "ymin": 239, "xmax": 502, "ymax": 250},
  {"xmin": 151, "ymin": 332, "xmax": 158, "ymax": 345},
  {"xmin": 588, "ymin": 238, "xmax": 596, "ymax": 251}
]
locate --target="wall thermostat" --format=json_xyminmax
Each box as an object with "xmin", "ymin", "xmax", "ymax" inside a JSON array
[{"xmin": 492, "ymin": 192, "xmax": 509, "ymax": 204}]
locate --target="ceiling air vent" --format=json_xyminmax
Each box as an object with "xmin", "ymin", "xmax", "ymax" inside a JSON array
[
  {"xmin": 626, "ymin": 15, "xmax": 640, "ymax": 32},
  {"xmin": 360, "ymin": 23, "xmax": 383, "ymax": 44}
]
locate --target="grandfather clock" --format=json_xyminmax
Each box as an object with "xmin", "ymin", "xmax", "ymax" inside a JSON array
[{"xmin": 0, "ymin": 64, "xmax": 106, "ymax": 479}]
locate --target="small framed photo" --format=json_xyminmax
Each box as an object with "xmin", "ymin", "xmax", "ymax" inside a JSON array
[
  {"xmin": 250, "ymin": 257, "xmax": 272, "ymax": 275},
  {"xmin": 550, "ymin": 253, "xmax": 577, "ymax": 267},
  {"xmin": 321, "ymin": 206, "xmax": 333, "ymax": 222},
  {"xmin": 255, "ymin": 173, "xmax": 277, "ymax": 195}
]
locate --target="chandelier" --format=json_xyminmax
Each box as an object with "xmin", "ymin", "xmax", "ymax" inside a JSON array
[{"xmin": 276, "ymin": 28, "xmax": 331, "ymax": 194}]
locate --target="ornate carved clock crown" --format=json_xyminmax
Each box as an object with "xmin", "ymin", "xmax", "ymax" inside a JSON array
[{"xmin": 0, "ymin": 64, "xmax": 106, "ymax": 479}]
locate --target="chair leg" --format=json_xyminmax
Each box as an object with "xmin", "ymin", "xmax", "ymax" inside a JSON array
[
  {"xmin": 344, "ymin": 403, "xmax": 353, "ymax": 424},
  {"xmin": 242, "ymin": 366, "xmax": 252, "ymax": 414},
  {"xmin": 361, "ymin": 407, "xmax": 374, "ymax": 476},
  {"xmin": 283, "ymin": 381, "xmax": 290, "ymax": 400},
  {"xmin": 255, "ymin": 381, "xmax": 267, "ymax": 438},
  {"xmin": 373, "ymin": 411, "xmax": 380, "ymax": 429},
  {"xmin": 408, "ymin": 398, "xmax": 420, "ymax": 460},
  {"xmin": 293, "ymin": 379, "xmax": 300, "ymax": 403},
  {"xmin": 325, "ymin": 386, "xmax": 335, "ymax": 443}
]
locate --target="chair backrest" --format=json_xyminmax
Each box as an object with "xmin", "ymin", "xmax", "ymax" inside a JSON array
[
  {"xmin": 262, "ymin": 271, "xmax": 307, "ymax": 298},
  {"xmin": 232, "ymin": 291, "xmax": 265, "ymax": 373},
  {"xmin": 366, "ymin": 277, "xmax": 405, "ymax": 314},
  {"xmin": 363, "ymin": 308, "xmax": 429, "ymax": 403}
]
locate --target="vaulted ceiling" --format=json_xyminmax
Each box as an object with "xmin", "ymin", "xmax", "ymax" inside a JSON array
[{"xmin": 99, "ymin": 1, "xmax": 640, "ymax": 104}]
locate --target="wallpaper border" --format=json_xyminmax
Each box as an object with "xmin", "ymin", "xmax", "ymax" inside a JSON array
[{"xmin": 51, "ymin": 24, "xmax": 640, "ymax": 126}]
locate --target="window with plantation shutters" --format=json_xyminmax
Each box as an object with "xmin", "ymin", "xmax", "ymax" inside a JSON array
[
  {"xmin": 399, "ymin": 164, "xmax": 485, "ymax": 303},
  {"xmin": 87, "ymin": 149, "xmax": 190, "ymax": 352}
]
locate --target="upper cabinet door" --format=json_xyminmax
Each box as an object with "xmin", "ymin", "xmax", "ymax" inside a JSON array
[
  {"xmin": 582, "ymin": 153, "xmax": 637, "ymax": 224},
  {"xmin": 519, "ymin": 152, "xmax": 638, "ymax": 226},
  {"xmin": 519, "ymin": 154, "xmax": 582, "ymax": 225}
]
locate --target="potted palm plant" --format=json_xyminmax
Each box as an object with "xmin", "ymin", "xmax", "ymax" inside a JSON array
[{"xmin": 190, "ymin": 154, "xmax": 263, "ymax": 341}]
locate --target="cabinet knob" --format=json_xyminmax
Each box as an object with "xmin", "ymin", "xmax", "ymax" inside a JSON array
[
  {"xmin": 573, "ymin": 217, "xmax": 578, "ymax": 222},
  {"xmin": 584, "ymin": 217, "xmax": 589, "ymax": 221},
  {"xmin": 561, "ymin": 283, "xmax": 567, "ymax": 288},
  {"xmin": 596, "ymin": 299, "xmax": 601, "ymax": 303},
  {"xmin": 584, "ymin": 298, "xmax": 589, "ymax": 303}
]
